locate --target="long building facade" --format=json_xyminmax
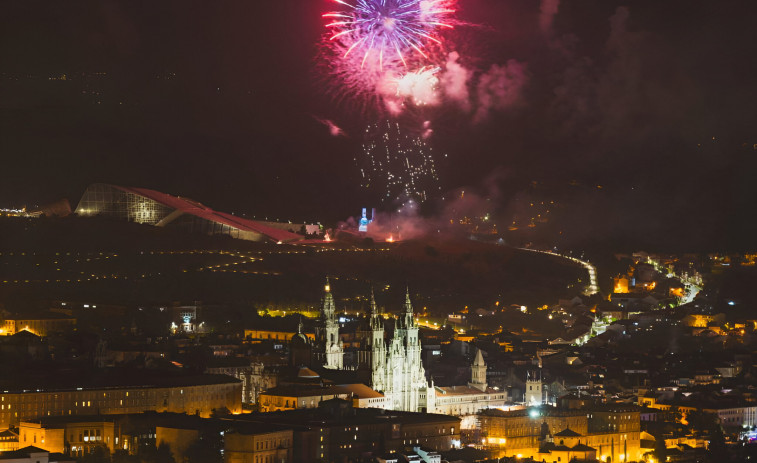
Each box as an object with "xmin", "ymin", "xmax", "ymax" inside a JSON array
[{"xmin": 0, "ymin": 375, "xmax": 242, "ymax": 429}]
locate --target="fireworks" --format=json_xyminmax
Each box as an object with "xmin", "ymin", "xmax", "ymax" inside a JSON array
[
  {"xmin": 320, "ymin": 0, "xmax": 461, "ymax": 204},
  {"xmin": 324, "ymin": 0, "xmax": 455, "ymax": 69},
  {"xmin": 393, "ymin": 66, "xmax": 440, "ymax": 105},
  {"xmin": 357, "ymin": 120, "xmax": 441, "ymax": 203},
  {"xmin": 320, "ymin": 0, "xmax": 456, "ymax": 112}
]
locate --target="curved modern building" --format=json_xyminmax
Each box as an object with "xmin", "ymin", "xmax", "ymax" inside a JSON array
[{"xmin": 75, "ymin": 183, "xmax": 302, "ymax": 243}]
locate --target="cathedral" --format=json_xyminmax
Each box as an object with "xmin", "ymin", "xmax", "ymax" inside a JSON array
[
  {"xmin": 355, "ymin": 288, "xmax": 433, "ymax": 413},
  {"xmin": 308, "ymin": 280, "xmax": 432, "ymax": 412},
  {"xmin": 307, "ymin": 279, "xmax": 506, "ymax": 415}
]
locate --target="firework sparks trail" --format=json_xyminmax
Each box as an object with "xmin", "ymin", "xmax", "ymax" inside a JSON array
[
  {"xmin": 313, "ymin": 116, "xmax": 347, "ymax": 136},
  {"xmin": 357, "ymin": 120, "xmax": 442, "ymax": 203}
]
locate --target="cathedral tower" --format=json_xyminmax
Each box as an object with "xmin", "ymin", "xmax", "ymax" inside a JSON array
[
  {"xmin": 314, "ymin": 277, "xmax": 343, "ymax": 369},
  {"xmin": 469, "ymin": 347, "xmax": 487, "ymax": 392},
  {"xmin": 358, "ymin": 288, "xmax": 386, "ymax": 389}
]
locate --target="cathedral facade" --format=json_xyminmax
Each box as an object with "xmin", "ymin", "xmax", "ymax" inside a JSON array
[
  {"xmin": 312, "ymin": 281, "xmax": 506, "ymax": 415},
  {"xmin": 312, "ymin": 281, "xmax": 433, "ymax": 413},
  {"xmin": 356, "ymin": 290, "xmax": 433, "ymax": 413}
]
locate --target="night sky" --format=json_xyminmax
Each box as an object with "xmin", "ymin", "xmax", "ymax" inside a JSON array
[{"xmin": 1, "ymin": 0, "xmax": 756, "ymax": 248}]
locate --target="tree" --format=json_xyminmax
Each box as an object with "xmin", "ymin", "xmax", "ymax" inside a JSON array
[
  {"xmin": 79, "ymin": 445, "xmax": 112, "ymax": 463},
  {"xmin": 706, "ymin": 423, "xmax": 728, "ymax": 462},
  {"xmin": 653, "ymin": 432, "xmax": 667, "ymax": 463},
  {"xmin": 685, "ymin": 410, "xmax": 728, "ymax": 462},
  {"xmin": 138, "ymin": 442, "xmax": 175, "ymax": 463},
  {"xmin": 111, "ymin": 451, "xmax": 140, "ymax": 463}
]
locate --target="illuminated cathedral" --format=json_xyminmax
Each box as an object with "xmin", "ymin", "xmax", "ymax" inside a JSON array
[
  {"xmin": 313, "ymin": 281, "xmax": 433, "ymax": 412},
  {"xmin": 356, "ymin": 288, "xmax": 434, "ymax": 413},
  {"xmin": 313, "ymin": 281, "xmax": 506, "ymax": 415}
]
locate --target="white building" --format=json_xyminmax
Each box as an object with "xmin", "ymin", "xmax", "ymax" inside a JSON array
[{"xmin": 430, "ymin": 348, "xmax": 507, "ymax": 417}]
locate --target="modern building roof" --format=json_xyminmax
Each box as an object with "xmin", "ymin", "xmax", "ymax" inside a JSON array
[
  {"xmin": 111, "ymin": 185, "xmax": 302, "ymax": 243},
  {"xmin": 76, "ymin": 183, "xmax": 303, "ymax": 243}
]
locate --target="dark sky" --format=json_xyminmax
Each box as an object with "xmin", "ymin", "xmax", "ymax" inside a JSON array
[{"xmin": 1, "ymin": 0, "xmax": 756, "ymax": 247}]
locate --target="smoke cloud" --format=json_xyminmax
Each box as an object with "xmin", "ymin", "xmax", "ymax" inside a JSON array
[
  {"xmin": 441, "ymin": 52, "xmax": 472, "ymax": 112},
  {"xmin": 473, "ymin": 60, "xmax": 528, "ymax": 123},
  {"xmin": 339, "ymin": 170, "xmax": 509, "ymax": 242},
  {"xmin": 436, "ymin": 53, "xmax": 528, "ymax": 123},
  {"xmin": 539, "ymin": 0, "xmax": 560, "ymax": 36}
]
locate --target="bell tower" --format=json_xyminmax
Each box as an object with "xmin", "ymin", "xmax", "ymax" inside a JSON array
[
  {"xmin": 525, "ymin": 370, "xmax": 544, "ymax": 405},
  {"xmin": 316, "ymin": 277, "xmax": 343, "ymax": 369},
  {"xmin": 469, "ymin": 347, "xmax": 487, "ymax": 392}
]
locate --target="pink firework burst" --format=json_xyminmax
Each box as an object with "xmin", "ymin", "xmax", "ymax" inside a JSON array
[{"xmin": 324, "ymin": 0, "xmax": 455, "ymax": 70}]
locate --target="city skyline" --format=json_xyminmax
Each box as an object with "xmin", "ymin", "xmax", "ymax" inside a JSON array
[{"xmin": 1, "ymin": 1, "xmax": 757, "ymax": 462}]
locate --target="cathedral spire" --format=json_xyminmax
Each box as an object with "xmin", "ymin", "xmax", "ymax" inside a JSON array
[
  {"xmin": 369, "ymin": 286, "xmax": 378, "ymax": 315},
  {"xmin": 322, "ymin": 276, "xmax": 336, "ymax": 319},
  {"xmin": 469, "ymin": 347, "xmax": 488, "ymax": 392},
  {"xmin": 368, "ymin": 286, "xmax": 383, "ymax": 331},
  {"xmin": 402, "ymin": 286, "xmax": 413, "ymax": 314},
  {"xmin": 399, "ymin": 286, "xmax": 415, "ymax": 330},
  {"xmin": 473, "ymin": 347, "xmax": 485, "ymax": 367}
]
